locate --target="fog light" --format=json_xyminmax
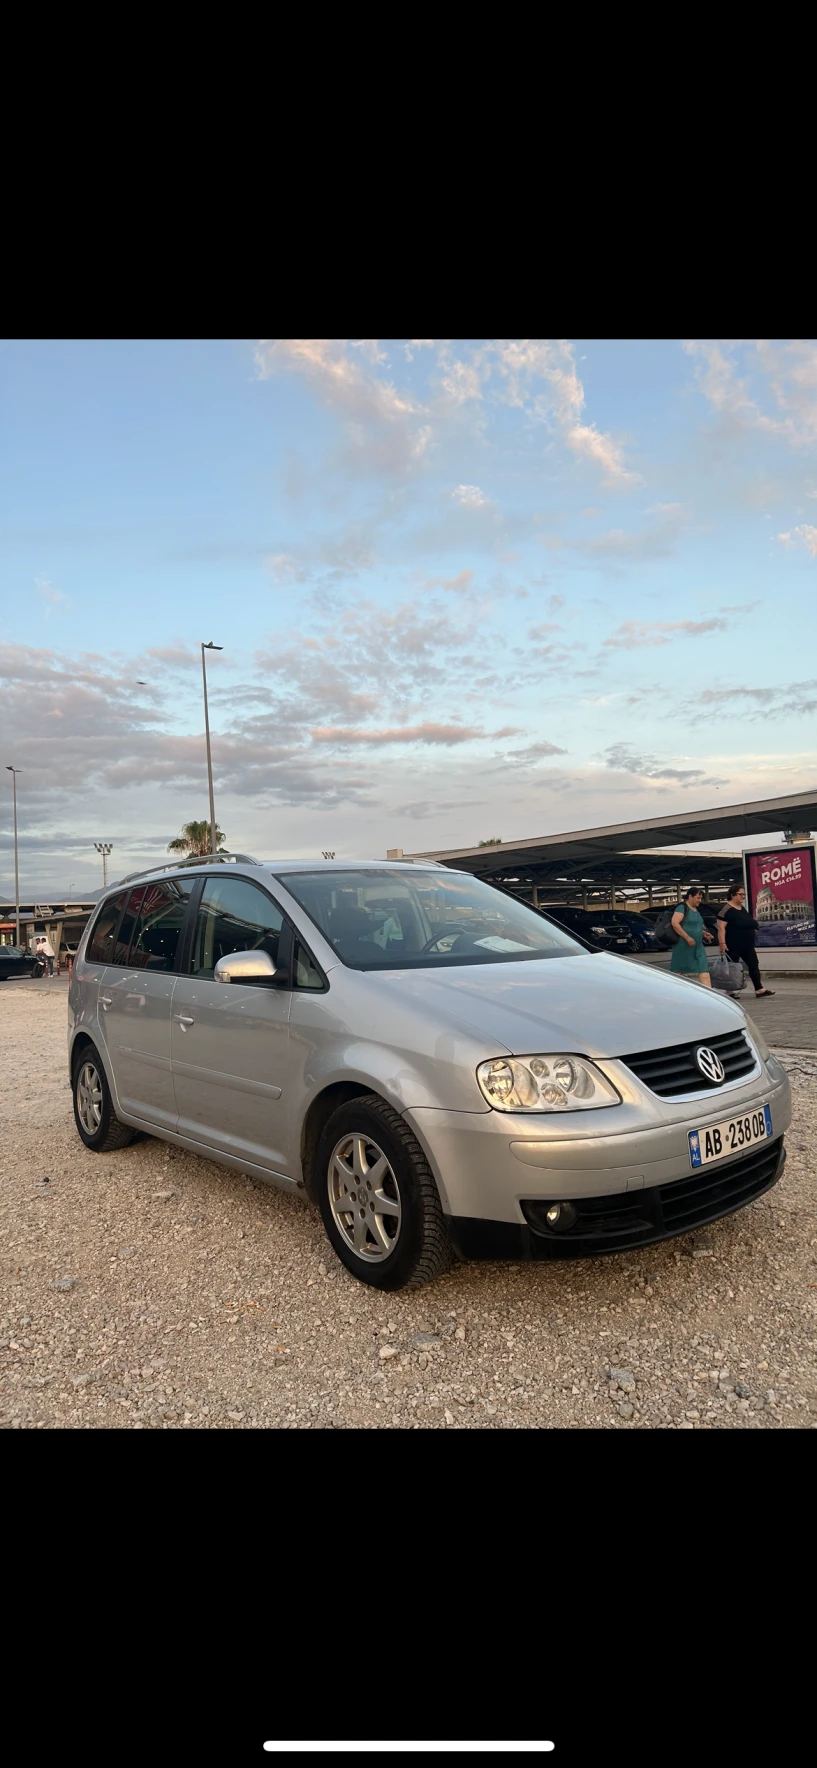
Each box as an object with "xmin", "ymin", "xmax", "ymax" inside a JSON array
[{"xmin": 545, "ymin": 1201, "xmax": 577, "ymax": 1232}]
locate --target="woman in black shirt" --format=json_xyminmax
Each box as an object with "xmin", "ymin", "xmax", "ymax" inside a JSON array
[{"xmin": 717, "ymin": 882, "xmax": 774, "ymax": 996}]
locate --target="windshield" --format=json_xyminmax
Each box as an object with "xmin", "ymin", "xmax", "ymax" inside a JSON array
[{"xmin": 275, "ymin": 868, "xmax": 585, "ymax": 971}]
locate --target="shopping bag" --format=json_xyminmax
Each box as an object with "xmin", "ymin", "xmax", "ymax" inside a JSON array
[{"xmin": 710, "ymin": 954, "xmax": 745, "ymax": 992}]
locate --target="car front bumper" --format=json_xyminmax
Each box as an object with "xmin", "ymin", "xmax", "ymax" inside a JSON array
[
  {"xmin": 403, "ymin": 1057, "xmax": 792, "ymax": 1244},
  {"xmin": 446, "ymin": 1138, "xmax": 786, "ymax": 1260}
]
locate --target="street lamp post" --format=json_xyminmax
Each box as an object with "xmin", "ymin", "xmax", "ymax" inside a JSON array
[
  {"xmin": 201, "ymin": 641, "xmax": 223, "ymax": 857},
  {"xmin": 94, "ymin": 842, "xmax": 113, "ymax": 890},
  {"xmin": 5, "ymin": 767, "xmax": 21, "ymax": 946}
]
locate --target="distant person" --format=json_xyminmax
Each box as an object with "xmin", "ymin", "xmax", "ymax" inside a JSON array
[
  {"xmin": 37, "ymin": 934, "xmax": 55, "ymax": 977},
  {"xmin": 717, "ymin": 882, "xmax": 774, "ymax": 997},
  {"xmin": 670, "ymin": 886, "xmax": 714, "ymax": 986}
]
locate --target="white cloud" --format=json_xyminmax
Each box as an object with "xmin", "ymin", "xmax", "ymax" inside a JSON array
[
  {"xmin": 309, "ymin": 721, "xmax": 520, "ymax": 747},
  {"xmin": 565, "ymin": 423, "xmax": 634, "ymax": 484},
  {"xmin": 604, "ymin": 617, "xmax": 728, "ymax": 650},
  {"xmin": 754, "ymin": 339, "xmax": 817, "ymax": 444},
  {"xmin": 143, "ymin": 645, "xmax": 201, "ymax": 671},
  {"xmin": 253, "ymin": 339, "xmax": 429, "ymax": 473},
  {"xmin": 351, "ymin": 339, "xmax": 388, "ymax": 364},
  {"xmin": 35, "ymin": 576, "xmax": 68, "ymax": 612},
  {"xmin": 438, "ymin": 356, "xmax": 484, "ymax": 406},
  {"xmin": 682, "ymin": 340, "xmax": 755, "ymax": 421},
  {"xmin": 684, "ymin": 339, "xmax": 817, "ymax": 447},
  {"xmin": 264, "ymin": 552, "xmax": 309, "ymax": 584},
  {"xmin": 425, "ymin": 569, "xmax": 475, "ymax": 594},
  {"xmin": 254, "ymin": 337, "xmax": 639, "ymax": 488},
  {"xmin": 391, "ymin": 797, "xmax": 469, "ymax": 819},
  {"xmin": 450, "ymin": 484, "xmax": 489, "ymax": 508},
  {"xmin": 601, "ymin": 742, "xmax": 726, "ymax": 787},
  {"xmin": 778, "ymin": 524, "xmax": 817, "ymax": 557},
  {"xmin": 254, "ymin": 339, "xmax": 415, "ymax": 422},
  {"xmin": 505, "ymin": 738, "xmax": 567, "ymax": 763},
  {"xmin": 588, "ymin": 504, "xmax": 688, "ymax": 564},
  {"xmin": 493, "ymin": 339, "xmax": 641, "ymax": 489}
]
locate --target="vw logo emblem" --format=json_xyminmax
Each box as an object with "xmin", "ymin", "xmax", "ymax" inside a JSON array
[{"xmin": 696, "ymin": 1045, "xmax": 725, "ymax": 1084}]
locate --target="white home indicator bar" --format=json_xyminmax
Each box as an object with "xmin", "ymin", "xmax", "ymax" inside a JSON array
[{"xmin": 263, "ymin": 1747, "xmax": 555, "ymax": 1755}]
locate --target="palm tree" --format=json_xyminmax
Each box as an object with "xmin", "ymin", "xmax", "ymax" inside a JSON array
[{"xmin": 167, "ymin": 819, "xmax": 227, "ymax": 859}]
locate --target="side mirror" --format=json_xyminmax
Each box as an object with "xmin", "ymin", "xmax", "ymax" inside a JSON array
[{"xmin": 214, "ymin": 950, "xmax": 281, "ymax": 985}]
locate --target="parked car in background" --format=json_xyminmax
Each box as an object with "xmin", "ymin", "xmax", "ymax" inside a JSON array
[
  {"xmin": 593, "ymin": 909, "xmax": 659, "ymax": 952},
  {"xmin": 0, "ymin": 945, "xmax": 37, "ymax": 981},
  {"xmin": 543, "ymin": 905, "xmax": 633, "ymax": 953}
]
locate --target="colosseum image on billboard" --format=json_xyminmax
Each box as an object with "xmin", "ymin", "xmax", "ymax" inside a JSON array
[{"xmin": 745, "ymin": 846, "xmax": 817, "ymax": 947}]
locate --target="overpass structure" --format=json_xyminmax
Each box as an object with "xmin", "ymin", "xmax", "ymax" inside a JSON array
[{"xmin": 402, "ymin": 788, "xmax": 817, "ymax": 913}]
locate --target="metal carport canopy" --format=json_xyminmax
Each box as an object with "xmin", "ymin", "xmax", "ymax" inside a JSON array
[{"xmin": 410, "ymin": 787, "xmax": 817, "ymax": 875}]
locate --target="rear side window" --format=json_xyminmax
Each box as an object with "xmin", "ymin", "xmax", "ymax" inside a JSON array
[
  {"xmin": 111, "ymin": 887, "xmax": 147, "ymax": 966},
  {"xmin": 128, "ymin": 879, "xmax": 194, "ymax": 972},
  {"xmin": 86, "ymin": 892, "xmax": 128, "ymax": 965}
]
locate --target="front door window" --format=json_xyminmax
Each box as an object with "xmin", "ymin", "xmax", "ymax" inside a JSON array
[{"xmin": 189, "ymin": 877, "xmax": 283, "ymax": 983}]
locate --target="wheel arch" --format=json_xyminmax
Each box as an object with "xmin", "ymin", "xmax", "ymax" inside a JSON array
[
  {"xmin": 70, "ymin": 1030, "xmax": 116, "ymax": 1098},
  {"xmin": 70, "ymin": 1030, "xmax": 97, "ymax": 1077},
  {"xmin": 300, "ymin": 1081, "xmax": 385, "ymax": 1202}
]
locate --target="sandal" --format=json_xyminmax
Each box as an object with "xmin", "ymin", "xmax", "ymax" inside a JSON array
[{"xmin": 755, "ymin": 989, "xmax": 775, "ymax": 997}]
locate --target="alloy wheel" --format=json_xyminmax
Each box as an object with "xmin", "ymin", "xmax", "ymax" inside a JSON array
[
  {"xmin": 328, "ymin": 1132, "xmax": 402, "ymax": 1263},
  {"xmin": 77, "ymin": 1061, "xmax": 103, "ymax": 1134}
]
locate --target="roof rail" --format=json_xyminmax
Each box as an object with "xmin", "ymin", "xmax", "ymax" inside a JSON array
[{"xmin": 111, "ymin": 852, "xmax": 260, "ymax": 888}]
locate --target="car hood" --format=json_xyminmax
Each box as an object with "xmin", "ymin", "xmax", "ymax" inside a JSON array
[{"xmin": 356, "ymin": 952, "xmax": 746, "ymax": 1060}]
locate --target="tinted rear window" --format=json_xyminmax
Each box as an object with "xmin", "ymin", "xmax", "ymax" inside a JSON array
[
  {"xmin": 86, "ymin": 892, "xmax": 128, "ymax": 965},
  {"xmin": 128, "ymin": 878, "xmax": 194, "ymax": 971}
]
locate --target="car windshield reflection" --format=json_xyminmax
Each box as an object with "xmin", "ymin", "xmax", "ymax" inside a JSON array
[{"xmin": 275, "ymin": 869, "xmax": 585, "ymax": 971}]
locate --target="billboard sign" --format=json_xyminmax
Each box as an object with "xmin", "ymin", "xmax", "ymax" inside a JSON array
[{"xmin": 744, "ymin": 844, "xmax": 817, "ymax": 947}]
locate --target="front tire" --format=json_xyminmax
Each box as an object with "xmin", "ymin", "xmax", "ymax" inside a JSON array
[
  {"xmin": 316, "ymin": 1094, "xmax": 452, "ymax": 1290},
  {"xmin": 72, "ymin": 1045, "xmax": 135, "ymax": 1152}
]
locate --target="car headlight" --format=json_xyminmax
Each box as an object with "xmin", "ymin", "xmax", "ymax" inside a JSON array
[
  {"xmin": 590, "ymin": 925, "xmax": 607, "ymax": 935},
  {"xmin": 476, "ymin": 1054, "xmax": 621, "ymax": 1112},
  {"xmin": 743, "ymin": 1014, "xmax": 770, "ymax": 1063}
]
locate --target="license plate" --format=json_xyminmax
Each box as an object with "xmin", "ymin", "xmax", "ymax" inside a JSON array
[{"xmin": 688, "ymin": 1105, "xmax": 772, "ymax": 1169}]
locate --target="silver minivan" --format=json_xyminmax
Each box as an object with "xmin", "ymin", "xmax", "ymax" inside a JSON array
[{"xmin": 67, "ymin": 856, "xmax": 791, "ymax": 1289}]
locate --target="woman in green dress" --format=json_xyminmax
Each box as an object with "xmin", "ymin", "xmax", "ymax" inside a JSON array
[{"xmin": 670, "ymin": 885, "xmax": 714, "ymax": 986}]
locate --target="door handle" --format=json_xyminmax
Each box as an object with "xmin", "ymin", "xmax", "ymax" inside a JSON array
[
  {"xmin": 175, "ymin": 1014, "xmax": 195, "ymax": 1028},
  {"xmin": 100, "ymin": 995, "xmax": 112, "ymax": 1009}
]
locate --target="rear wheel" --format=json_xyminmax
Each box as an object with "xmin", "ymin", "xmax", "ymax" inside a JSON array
[
  {"xmin": 72, "ymin": 1045, "xmax": 135, "ymax": 1152},
  {"xmin": 316, "ymin": 1094, "xmax": 452, "ymax": 1290}
]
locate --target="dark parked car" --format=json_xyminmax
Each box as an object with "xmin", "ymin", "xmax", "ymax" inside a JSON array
[
  {"xmin": 594, "ymin": 909, "xmax": 659, "ymax": 952},
  {"xmin": 543, "ymin": 906, "xmax": 633, "ymax": 953},
  {"xmin": 0, "ymin": 945, "xmax": 37, "ymax": 981}
]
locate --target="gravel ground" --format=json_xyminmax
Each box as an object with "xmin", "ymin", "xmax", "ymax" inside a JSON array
[{"xmin": 2, "ymin": 983, "xmax": 817, "ymax": 1429}]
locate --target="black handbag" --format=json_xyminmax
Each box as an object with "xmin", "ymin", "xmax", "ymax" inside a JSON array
[{"xmin": 654, "ymin": 906, "xmax": 684, "ymax": 945}]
